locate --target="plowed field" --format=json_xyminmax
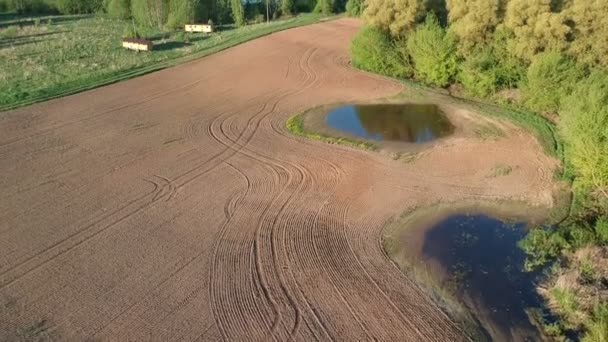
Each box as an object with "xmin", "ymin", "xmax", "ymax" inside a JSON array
[{"xmin": 0, "ymin": 18, "xmax": 556, "ymax": 341}]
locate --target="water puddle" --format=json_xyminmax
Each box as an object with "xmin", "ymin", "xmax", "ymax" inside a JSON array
[
  {"xmin": 324, "ymin": 104, "xmax": 454, "ymax": 143},
  {"xmin": 399, "ymin": 212, "xmax": 553, "ymax": 341}
]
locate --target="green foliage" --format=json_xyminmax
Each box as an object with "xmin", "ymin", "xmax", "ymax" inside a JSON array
[
  {"xmin": 131, "ymin": 0, "xmax": 169, "ymax": 29},
  {"xmin": 5, "ymin": 0, "xmax": 57, "ymax": 13},
  {"xmin": 457, "ymin": 47, "xmax": 498, "ymax": 97},
  {"xmin": 363, "ymin": 0, "xmax": 425, "ymax": 37},
  {"xmin": 313, "ymin": 0, "xmax": 333, "ymax": 15},
  {"xmin": 522, "ymin": 51, "xmax": 584, "ymax": 114},
  {"xmin": 56, "ymin": 0, "xmax": 103, "ymax": 14},
  {"xmin": 446, "ymin": 0, "xmax": 499, "ymax": 54},
  {"xmin": 281, "ymin": 0, "xmax": 294, "ymax": 16},
  {"xmin": 230, "ymin": 0, "xmax": 245, "ymax": 26},
  {"xmin": 551, "ymin": 288, "xmax": 580, "ymax": 322},
  {"xmin": 595, "ymin": 218, "xmax": 608, "ymax": 244},
  {"xmin": 407, "ymin": 14, "xmax": 458, "ymax": 87},
  {"xmin": 519, "ymin": 228, "xmax": 568, "ymax": 270},
  {"xmin": 0, "ymin": 25, "xmax": 18, "ymax": 38},
  {"xmin": 567, "ymin": 0, "xmax": 608, "ymax": 68},
  {"xmin": 105, "ymin": 0, "xmax": 130, "ymax": 19},
  {"xmin": 350, "ymin": 26, "xmax": 412, "ymax": 79},
  {"xmin": 583, "ymin": 304, "xmax": 608, "ymax": 342},
  {"xmin": 0, "ymin": 1, "xmax": 8, "ymax": 11},
  {"xmin": 345, "ymin": 0, "xmax": 362, "ymax": 17},
  {"xmin": 166, "ymin": 0, "xmax": 199, "ymax": 29},
  {"xmin": 559, "ymin": 72, "xmax": 608, "ymax": 199},
  {"xmin": 504, "ymin": 0, "xmax": 570, "ymax": 61}
]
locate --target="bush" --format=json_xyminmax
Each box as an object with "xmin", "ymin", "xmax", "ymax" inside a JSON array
[
  {"xmin": 583, "ymin": 304, "xmax": 608, "ymax": 342},
  {"xmin": 7, "ymin": 0, "xmax": 57, "ymax": 13},
  {"xmin": 351, "ymin": 26, "xmax": 412, "ymax": 79},
  {"xmin": 230, "ymin": 0, "xmax": 245, "ymax": 26},
  {"xmin": 457, "ymin": 48, "xmax": 498, "ymax": 97},
  {"xmin": 345, "ymin": 0, "xmax": 363, "ymax": 17},
  {"xmin": 407, "ymin": 14, "xmax": 458, "ymax": 87},
  {"xmin": 0, "ymin": 25, "xmax": 19, "ymax": 39},
  {"xmin": 519, "ymin": 228, "xmax": 569, "ymax": 270},
  {"xmin": 559, "ymin": 72, "xmax": 608, "ymax": 199},
  {"xmin": 313, "ymin": 0, "xmax": 333, "ymax": 15},
  {"xmin": 522, "ymin": 51, "xmax": 584, "ymax": 114},
  {"xmin": 105, "ymin": 0, "xmax": 130, "ymax": 19},
  {"xmin": 56, "ymin": 0, "xmax": 103, "ymax": 14},
  {"xmin": 281, "ymin": 0, "xmax": 294, "ymax": 16},
  {"xmin": 362, "ymin": 0, "xmax": 425, "ymax": 37},
  {"xmin": 131, "ymin": 0, "xmax": 168, "ymax": 29},
  {"xmin": 595, "ymin": 218, "xmax": 608, "ymax": 244},
  {"xmin": 0, "ymin": 1, "xmax": 7, "ymax": 11},
  {"xmin": 167, "ymin": 0, "xmax": 199, "ymax": 29}
]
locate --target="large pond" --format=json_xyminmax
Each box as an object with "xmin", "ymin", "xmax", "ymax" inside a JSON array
[
  {"xmin": 411, "ymin": 213, "xmax": 552, "ymax": 341},
  {"xmin": 324, "ymin": 104, "xmax": 454, "ymax": 143}
]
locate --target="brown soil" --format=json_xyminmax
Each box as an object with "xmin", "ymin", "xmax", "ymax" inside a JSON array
[{"xmin": 0, "ymin": 18, "xmax": 557, "ymax": 341}]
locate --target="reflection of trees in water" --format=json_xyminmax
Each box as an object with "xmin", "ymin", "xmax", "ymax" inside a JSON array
[{"xmin": 355, "ymin": 104, "xmax": 453, "ymax": 142}]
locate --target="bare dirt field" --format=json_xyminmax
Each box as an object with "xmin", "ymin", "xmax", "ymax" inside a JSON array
[{"xmin": 0, "ymin": 18, "xmax": 557, "ymax": 341}]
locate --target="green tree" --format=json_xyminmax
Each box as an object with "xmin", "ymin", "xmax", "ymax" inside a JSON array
[
  {"xmin": 105, "ymin": 0, "xmax": 131, "ymax": 19},
  {"xmin": 559, "ymin": 72, "xmax": 608, "ymax": 200},
  {"xmin": 131, "ymin": 0, "xmax": 169, "ymax": 28},
  {"xmin": 230, "ymin": 0, "xmax": 245, "ymax": 26},
  {"xmin": 313, "ymin": 0, "xmax": 333, "ymax": 15},
  {"xmin": 363, "ymin": 0, "xmax": 425, "ymax": 37},
  {"xmin": 350, "ymin": 26, "xmax": 413, "ymax": 78},
  {"xmin": 407, "ymin": 14, "xmax": 458, "ymax": 87},
  {"xmin": 446, "ymin": 0, "xmax": 500, "ymax": 54},
  {"xmin": 504, "ymin": 0, "xmax": 570, "ymax": 61},
  {"xmin": 345, "ymin": 0, "xmax": 363, "ymax": 16},
  {"xmin": 457, "ymin": 47, "xmax": 499, "ymax": 97},
  {"xmin": 522, "ymin": 51, "xmax": 583, "ymax": 114},
  {"xmin": 281, "ymin": 0, "xmax": 293, "ymax": 16},
  {"xmin": 167, "ymin": 0, "xmax": 200, "ymax": 29},
  {"xmin": 566, "ymin": 0, "xmax": 608, "ymax": 68}
]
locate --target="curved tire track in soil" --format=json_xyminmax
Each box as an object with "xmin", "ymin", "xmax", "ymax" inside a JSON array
[{"xmin": 0, "ymin": 18, "xmax": 557, "ymax": 341}]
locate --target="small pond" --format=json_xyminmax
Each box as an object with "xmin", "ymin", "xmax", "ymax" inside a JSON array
[
  {"xmin": 324, "ymin": 104, "xmax": 454, "ymax": 143},
  {"xmin": 419, "ymin": 214, "xmax": 551, "ymax": 341}
]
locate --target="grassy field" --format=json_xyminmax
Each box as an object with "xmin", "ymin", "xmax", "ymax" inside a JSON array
[{"xmin": 0, "ymin": 13, "xmax": 330, "ymax": 111}]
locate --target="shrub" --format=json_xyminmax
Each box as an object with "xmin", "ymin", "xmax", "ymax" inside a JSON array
[
  {"xmin": 345, "ymin": 0, "xmax": 363, "ymax": 17},
  {"xmin": 281, "ymin": 0, "xmax": 294, "ymax": 16},
  {"xmin": 446, "ymin": 0, "xmax": 500, "ymax": 54},
  {"xmin": 457, "ymin": 47, "xmax": 498, "ymax": 97},
  {"xmin": 56, "ymin": 0, "xmax": 103, "ymax": 14},
  {"xmin": 551, "ymin": 288, "xmax": 580, "ymax": 323},
  {"xmin": 559, "ymin": 72, "xmax": 608, "ymax": 200},
  {"xmin": 406, "ymin": 14, "xmax": 458, "ymax": 87},
  {"xmin": 131, "ymin": 0, "xmax": 169, "ymax": 29},
  {"xmin": 363, "ymin": 0, "xmax": 425, "ymax": 37},
  {"xmin": 230, "ymin": 0, "xmax": 245, "ymax": 26},
  {"xmin": 167, "ymin": 0, "xmax": 199, "ymax": 29},
  {"xmin": 583, "ymin": 304, "xmax": 608, "ymax": 342},
  {"xmin": 489, "ymin": 26, "xmax": 527, "ymax": 89},
  {"xmin": 105, "ymin": 0, "xmax": 130, "ymax": 19},
  {"xmin": 522, "ymin": 51, "xmax": 584, "ymax": 114},
  {"xmin": 595, "ymin": 218, "xmax": 608, "ymax": 244},
  {"xmin": 351, "ymin": 26, "xmax": 412, "ymax": 79},
  {"xmin": 0, "ymin": 1, "xmax": 7, "ymax": 11},
  {"xmin": 565, "ymin": 223, "xmax": 596, "ymax": 249},
  {"xmin": 0, "ymin": 25, "xmax": 19, "ymax": 39},
  {"xmin": 313, "ymin": 0, "xmax": 333, "ymax": 15},
  {"xmin": 519, "ymin": 228, "xmax": 569, "ymax": 270}
]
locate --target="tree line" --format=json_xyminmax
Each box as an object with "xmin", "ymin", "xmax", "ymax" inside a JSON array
[{"xmin": 0, "ymin": 0, "xmax": 344, "ymax": 28}]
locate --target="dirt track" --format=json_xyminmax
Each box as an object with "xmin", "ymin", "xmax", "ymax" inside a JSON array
[{"xmin": 0, "ymin": 18, "xmax": 556, "ymax": 341}]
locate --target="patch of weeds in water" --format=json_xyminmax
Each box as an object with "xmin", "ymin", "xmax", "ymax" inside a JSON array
[
  {"xmin": 286, "ymin": 114, "xmax": 377, "ymax": 151},
  {"xmin": 487, "ymin": 164, "xmax": 513, "ymax": 178}
]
